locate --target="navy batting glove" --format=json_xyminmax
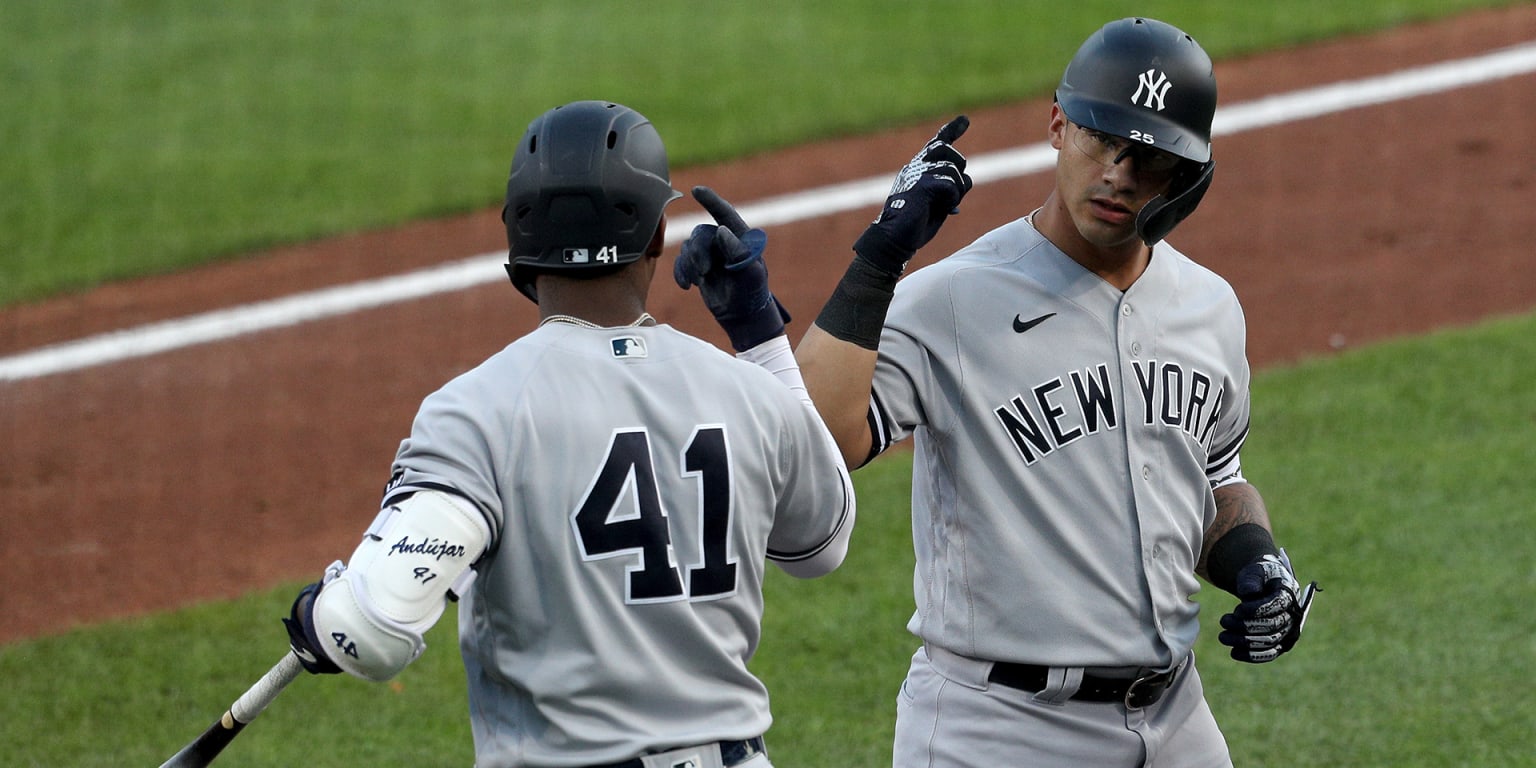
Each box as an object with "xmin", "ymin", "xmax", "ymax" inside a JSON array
[
  {"xmin": 282, "ymin": 581, "xmax": 343, "ymax": 675},
  {"xmin": 853, "ymin": 115, "xmax": 975, "ymax": 276},
  {"xmin": 1218, "ymin": 553, "xmax": 1319, "ymax": 663},
  {"xmin": 675, "ymin": 186, "xmax": 791, "ymax": 352}
]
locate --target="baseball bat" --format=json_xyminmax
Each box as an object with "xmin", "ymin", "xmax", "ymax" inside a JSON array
[{"xmin": 158, "ymin": 650, "xmax": 305, "ymax": 768}]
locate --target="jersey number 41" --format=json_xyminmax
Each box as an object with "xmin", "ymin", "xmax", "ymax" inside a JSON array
[{"xmin": 572, "ymin": 427, "xmax": 737, "ymax": 603}]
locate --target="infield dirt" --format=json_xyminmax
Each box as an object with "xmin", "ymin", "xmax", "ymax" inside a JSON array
[{"xmin": 3, "ymin": 6, "xmax": 1535, "ymax": 643}]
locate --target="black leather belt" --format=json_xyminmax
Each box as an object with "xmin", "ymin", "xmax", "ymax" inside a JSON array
[
  {"xmin": 987, "ymin": 662, "xmax": 1180, "ymax": 709},
  {"xmin": 589, "ymin": 736, "xmax": 765, "ymax": 768}
]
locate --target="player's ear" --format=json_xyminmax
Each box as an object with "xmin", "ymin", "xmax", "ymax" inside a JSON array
[
  {"xmin": 1048, "ymin": 103, "xmax": 1068, "ymax": 150},
  {"xmin": 644, "ymin": 217, "xmax": 666, "ymax": 260}
]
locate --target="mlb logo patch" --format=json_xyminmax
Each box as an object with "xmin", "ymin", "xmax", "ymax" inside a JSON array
[
  {"xmin": 669, "ymin": 758, "xmax": 700, "ymax": 768},
  {"xmin": 562, "ymin": 245, "xmax": 620, "ymax": 264},
  {"xmin": 611, "ymin": 336, "xmax": 647, "ymax": 359}
]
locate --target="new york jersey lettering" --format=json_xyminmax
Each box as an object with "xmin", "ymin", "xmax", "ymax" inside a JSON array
[
  {"xmin": 995, "ymin": 360, "xmax": 1223, "ymax": 465},
  {"xmin": 994, "ymin": 364, "xmax": 1116, "ymax": 465}
]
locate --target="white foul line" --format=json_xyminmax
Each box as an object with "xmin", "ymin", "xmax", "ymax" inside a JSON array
[{"xmin": 4, "ymin": 41, "xmax": 1535, "ymax": 383}]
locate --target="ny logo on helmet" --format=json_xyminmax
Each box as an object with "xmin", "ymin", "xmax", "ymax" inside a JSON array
[{"xmin": 1132, "ymin": 69, "xmax": 1172, "ymax": 111}]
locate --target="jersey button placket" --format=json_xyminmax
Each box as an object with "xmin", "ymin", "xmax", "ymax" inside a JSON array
[{"xmin": 1121, "ymin": 303, "xmax": 1140, "ymax": 357}]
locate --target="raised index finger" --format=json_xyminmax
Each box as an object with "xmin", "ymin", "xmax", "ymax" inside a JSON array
[
  {"xmin": 692, "ymin": 186, "xmax": 749, "ymax": 236},
  {"xmin": 935, "ymin": 115, "xmax": 970, "ymax": 145}
]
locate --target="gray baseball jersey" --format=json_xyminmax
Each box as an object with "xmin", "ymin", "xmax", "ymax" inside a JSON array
[
  {"xmin": 384, "ymin": 321, "xmax": 853, "ymax": 768},
  {"xmin": 869, "ymin": 215, "xmax": 1250, "ymax": 669}
]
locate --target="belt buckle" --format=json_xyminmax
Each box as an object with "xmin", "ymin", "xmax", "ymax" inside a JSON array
[
  {"xmin": 720, "ymin": 736, "xmax": 764, "ymax": 767},
  {"xmin": 1123, "ymin": 672, "xmax": 1163, "ymax": 709}
]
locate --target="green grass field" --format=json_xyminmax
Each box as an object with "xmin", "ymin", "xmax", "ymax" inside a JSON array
[
  {"xmin": 6, "ymin": 2, "xmax": 1535, "ymax": 766},
  {"xmin": 3, "ymin": 312, "xmax": 1534, "ymax": 766},
  {"xmin": 1, "ymin": 0, "xmax": 1526, "ymax": 305}
]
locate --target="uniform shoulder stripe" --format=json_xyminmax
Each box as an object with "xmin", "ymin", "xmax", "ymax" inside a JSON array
[{"xmin": 1207, "ymin": 420, "xmax": 1249, "ymax": 471}]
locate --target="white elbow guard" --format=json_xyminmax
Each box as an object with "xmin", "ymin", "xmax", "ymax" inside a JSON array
[{"xmin": 311, "ymin": 490, "xmax": 489, "ymax": 681}]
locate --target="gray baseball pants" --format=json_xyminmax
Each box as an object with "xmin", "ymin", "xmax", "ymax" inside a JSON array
[{"xmin": 893, "ymin": 645, "xmax": 1232, "ymax": 767}]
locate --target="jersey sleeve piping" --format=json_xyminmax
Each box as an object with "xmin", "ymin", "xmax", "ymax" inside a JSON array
[
  {"xmin": 766, "ymin": 464, "xmax": 854, "ymax": 563},
  {"xmin": 1206, "ymin": 420, "xmax": 1249, "ymax": 477},
  {"xmin": 866, "ymin": 389, "xmax": 895, "ymax": 466},
  {"xmin": 383, "ymin": 480, "xmax": 465, "ymax": 508},
  {"xmin": 383, "ymin": 481, "xmax": 499, "ymax": 554}
]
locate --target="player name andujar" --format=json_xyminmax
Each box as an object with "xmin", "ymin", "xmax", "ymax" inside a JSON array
[{"xmin": 388, "ymin": 535, "xmax": 467, "ymax": 561}]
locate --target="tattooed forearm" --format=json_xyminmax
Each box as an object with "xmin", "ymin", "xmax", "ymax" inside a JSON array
[{"xmin": 1198, "ymin": 482, "xmax": 1273, "ymax": 580}]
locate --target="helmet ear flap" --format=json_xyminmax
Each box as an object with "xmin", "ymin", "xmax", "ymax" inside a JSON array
[
  {"xmin": 501, "ymin": 203, "xmax": 539, "ymax": 302},
  {"xmin": 1136, "ymin": 159, "xmax": 1214, "ymax": 245}
]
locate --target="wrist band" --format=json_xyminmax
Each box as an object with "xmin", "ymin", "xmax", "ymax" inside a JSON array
[
  {"xmin": 813, "ymin": 256, "xmax": 899, "ymax": 350},
  {"xmin": 1206, "ymin": 523, "xmax": 1280, "ymax": 594}
]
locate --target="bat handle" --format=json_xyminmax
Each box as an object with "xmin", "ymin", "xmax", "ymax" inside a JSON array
[
  {"xmin": 229, "ymin": 651, "xmax": 305, "ymax": 725},
  {"xmin": 157, "ymin": 651, "xmax": 307, "ymax": 768}
]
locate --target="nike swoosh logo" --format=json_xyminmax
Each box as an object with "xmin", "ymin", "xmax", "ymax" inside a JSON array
[{"xmin": 1012, "ymin": 312, "xmax": 1056, "ymax": 333}]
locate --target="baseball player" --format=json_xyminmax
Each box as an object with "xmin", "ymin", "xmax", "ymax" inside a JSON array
[
  {"xmin": 699, "ymin": 17, "xmax": 1319, "ymax": 768},
  {"xmin": 281, "ymin": 100, "xmax": 855, "ymax": 768}
]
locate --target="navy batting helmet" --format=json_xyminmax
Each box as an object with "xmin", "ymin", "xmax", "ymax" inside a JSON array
[
  {"xmin": 1056, "ymin": 18, "xmax": 1218, "ymax": 244},
  {"xmin": 502, "ymin": 100, "xmax": 683, "ymax": 302}
]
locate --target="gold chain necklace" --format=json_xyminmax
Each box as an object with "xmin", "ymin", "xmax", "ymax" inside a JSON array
[{"xmin": 538, "ymin": 312, "xmax": 656, "ymax": 330}]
